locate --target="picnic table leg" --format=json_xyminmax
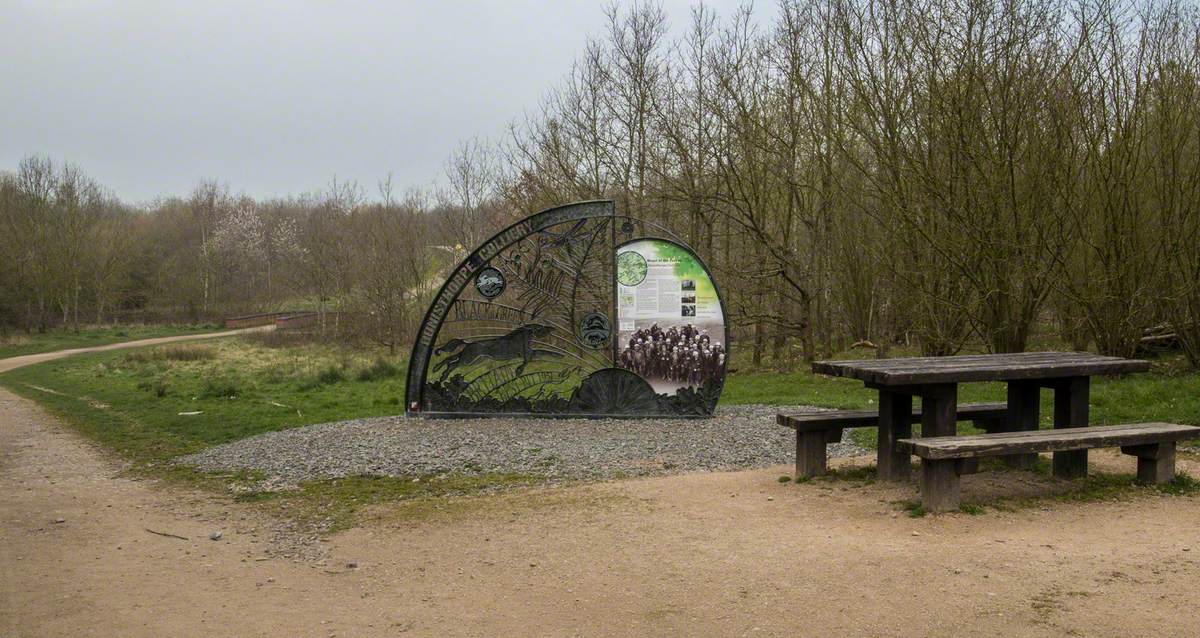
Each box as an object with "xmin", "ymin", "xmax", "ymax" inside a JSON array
[
  {"xmin": 1004, "ymin": 381, "xmax": 1040, "ymax": 469},
  {"xmin": 795, "ymin": 430, "xmax": 829, "ymax": 478},
  {"xmin": 1052, "ymin": 376, "xmax": 1090, "ymax": 479},
  {"xmin": 877, "ymin": 390, "xmax": 912, "ymax": 481},
  {"xmin": 921, "ymin": 459, "xmax": 961, "ymax": 513},
  {"xmin": 917, "ymin": 384, "xmax": 959, "ymax": 511},
  {"xmin": 920, "ymin": 384, "xmax": 958, "ymax": 437},
  {"xmin": 1122, "ymin": 442, "xmax": 1177, "ymax": 484}
]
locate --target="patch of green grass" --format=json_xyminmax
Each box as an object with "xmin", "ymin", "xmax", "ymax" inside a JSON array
[
  {"xmin": 1159, "ymin": 473, "xmax": 1200, "ymax": 495},
  {"xmin": 721, "ymin": 370, "xmax": 873, "ymax": 408},
  {"xmin": 958, "ymin": 503, "xmax": 986, "ymax": 515},
  {"xmin": 950, "ymin": 468, "xmax": 1199, "ymax": 514},
  {"xmin": 802, "ymin": 458, "xmax": 1198, "ymax": 516},
  {"xmin": 0, "ymin": 336, "xmax": 408, "ymax": 464},
  {"xmin": 124, "ymin": 344, "xmax": 216, "ymax": 364},
  {"xmin": 0, "ymin": 324, "xmax": 219, "ymax": 359},
  {"xmin": 819, "ymin": 465, "xmax": 877, "ymax": 484},
  {"xmin": 136, "ymin": 378, "xmax": 170, "ymax": 398},
  {"xmin": 898, "ymin": 500, "xmax": 927, "ymax": 517},
  {"xmin": 239, "ymin": 473, "xmax": 541, "ymax": 532},
  {"xmin": 955, "ymin": 469, "xmax": 1200, "ymax": 513},
  {"xmin": 357, "ymin": 358, "xmax": 401, "ymax": 381},
  {"xmin": 199, "ymin": 376, "xmax": 242, "ymax": 399}
]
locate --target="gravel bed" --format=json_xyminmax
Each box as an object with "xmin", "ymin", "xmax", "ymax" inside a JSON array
[{"xmin": 178, "ymin": 404, "xmax": 866, "ymax": 486}]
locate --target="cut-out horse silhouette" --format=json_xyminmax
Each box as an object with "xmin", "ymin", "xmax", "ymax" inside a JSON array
[{"xmin": 434, "ymin": 324, "xmax": 562, "ymax": 379}]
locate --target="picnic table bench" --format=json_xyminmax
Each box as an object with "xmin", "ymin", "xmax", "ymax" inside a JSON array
[
  {"xmin": 899, "ymin": 423, "xmax": 1200, "ymax": 511},
  {"xmin": 783, "ymin": 351, "xmax": 1198, "ymax": 511},
  {"xmin": 777, "ymin": 403, "xmax": 1009, "ymax": 477}
]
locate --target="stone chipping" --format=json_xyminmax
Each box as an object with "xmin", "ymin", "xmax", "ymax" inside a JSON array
[{"xmin": 178, "ymin": 404, "xmax": 866, "ymax": 486}]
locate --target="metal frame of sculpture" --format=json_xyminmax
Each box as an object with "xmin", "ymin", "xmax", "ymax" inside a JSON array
[{"xmin": 405, "ymin": 200, "xmax": 729, "ymax": 418}]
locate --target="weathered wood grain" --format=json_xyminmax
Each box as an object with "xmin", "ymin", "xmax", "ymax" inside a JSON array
[
  {"xmin": 878, "ymin": 390, "xmax": 913, "ymax": 481},
  {"xmin": 921, "ymin": 384, "xmax": 957, "ymax": 438},
  {"xmin": 812, "ymin": 352, "xmax": 1149, "ymax": 386},
  {"xmin": 896, "ymin": 423, "xmax": 1200, "ymax": 460},
  {"xmin": 775, "ymin": 403, "xmax": 1008, "ymax": 431},
  {"xmin": 796, "ymin": 430, "xmax": 828, "ymax": 477},
  {"xmin": 1122, "ymin": 442, "xmax": 1178, "ymax": 484},
  {"xmin": 1000, "ymin": 380, "xmax": 1040, "ymax": 468},
  {"xmin": 1052, "ymin": 376, "xmax": 1090, "ymax": 478},
  {"xmin": 921, "ymin": 459, "xmax": 960, "ymax": 512}
]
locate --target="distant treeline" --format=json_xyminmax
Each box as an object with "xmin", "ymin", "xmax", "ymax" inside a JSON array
[
  {"xmin": 3, "ymin": 0, "xmax": 1199, "ymax": 368},
  {"xmin": 0, "ymin": 163, "xmax": 468, "ymax": 354}
]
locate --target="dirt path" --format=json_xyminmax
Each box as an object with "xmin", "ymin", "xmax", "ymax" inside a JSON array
[
  {"xmin": 0, "ymin": 326, "xmax": 272, "ymax": 374},
  {"xmin": 3, "ymin": 337, "xmax": 1199, "ymax": 636}
]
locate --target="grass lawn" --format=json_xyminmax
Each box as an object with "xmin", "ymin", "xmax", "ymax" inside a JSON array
[
  {"xmin": 2, "ymin": 335, "xmax": 1197, "ymax": 528},
  {"xmin": 0, "ymin": 336, "xmax": 407, "ymax": 463},
  {"xmin": 0, "ymin": 323, "xmax": 220, "ymax": 359}
]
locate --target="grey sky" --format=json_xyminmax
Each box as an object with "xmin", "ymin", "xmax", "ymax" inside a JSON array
[{"xmin": 2, "ymin": 1, "xmax": 767, "ymax": 204}]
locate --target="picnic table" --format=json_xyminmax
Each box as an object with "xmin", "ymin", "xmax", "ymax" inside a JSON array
[{"xmin": 811, "ymin": 352, "xmax": 1150, "ymax": 482}]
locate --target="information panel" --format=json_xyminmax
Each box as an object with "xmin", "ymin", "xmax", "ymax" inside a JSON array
[
  {"xmin": 406, "ymin": 200, "xmax": 727, "ymax": 418},
  {"xmin": 616, "ymin": 239, "xmax": 726, "ymax": 396}
]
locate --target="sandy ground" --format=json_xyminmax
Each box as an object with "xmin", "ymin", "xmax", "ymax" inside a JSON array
[{"xmin": 3, "ymin": 336, "xmax": 1200, "ymax": 637}]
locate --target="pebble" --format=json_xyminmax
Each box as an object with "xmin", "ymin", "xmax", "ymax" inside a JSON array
[
  {"xmin": 178, "ymin": 405, "xmax": 865, "ymax": 485},
  {"xmin": 52, "ymin": 517, "xmax": 65, "ymax": 524},
  {"xmin": 209, "ymin": 531, "xmax": 222, "ymax": 541}
]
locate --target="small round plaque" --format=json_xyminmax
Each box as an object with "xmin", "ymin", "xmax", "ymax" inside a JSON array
[
  {"xmin": 475, "ymin": 267, "xmax": 506, "ymax": 299},
  {"xmin": 617, "ymin": 251, "xmax": 648, "ymax": 286},
  {"xmin": 578, "ymin": 312, "xmax": 611, "ymax": 348}
]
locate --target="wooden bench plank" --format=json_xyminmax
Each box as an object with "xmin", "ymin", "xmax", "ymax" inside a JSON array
[
  {"xmin": 897, "ymin": 423, "xmax": 1200, "ymax": 460},
  {"xmin": 898, "ymin": 422, "xmax": 1199, "ymax": 512},
  {"xmin": 776, "ymin": 402, "xmax": 1008, "ymax": 431},
  {"xmin": 777, "ymin": 403, "xmax": 1009, "ymax": 481}
]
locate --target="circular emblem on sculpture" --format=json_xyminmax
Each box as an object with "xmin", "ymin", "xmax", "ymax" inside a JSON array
[
  {"xmin": 475, "ymin": 267, "xmax": 506, "ymax": 299},
  {"xmin": 617, "ymin": 251, "xmax": 648, "ymax": 286},
  {"xmin": 578, "ymin": 312, "xmax": 611, "ymax": 348}
]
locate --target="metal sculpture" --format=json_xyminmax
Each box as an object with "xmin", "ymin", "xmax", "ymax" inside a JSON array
[{"xmin": 405, "ymin": 200, "xmax": 728, "ymax": 418}]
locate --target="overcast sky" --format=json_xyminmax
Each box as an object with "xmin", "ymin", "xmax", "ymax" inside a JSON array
[{"xmin": 2, "ymin": 1, "xmax": 768, "ymax": 204}]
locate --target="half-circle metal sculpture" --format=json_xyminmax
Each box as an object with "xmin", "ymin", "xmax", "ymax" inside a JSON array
[{"xmin": 405, "ymin": 200, "xmax": 728, "ymax": 418}]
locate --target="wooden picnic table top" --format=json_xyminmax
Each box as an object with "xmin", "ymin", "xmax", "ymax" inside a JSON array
[{"xmin": 812, "ymin": 351, "xmax": 1149, "ymax": 387}]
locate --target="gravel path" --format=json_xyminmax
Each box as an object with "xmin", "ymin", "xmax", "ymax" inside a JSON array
[{"xmin": 178, "ymin": 404, "xmax": 865, "ymax": 486}]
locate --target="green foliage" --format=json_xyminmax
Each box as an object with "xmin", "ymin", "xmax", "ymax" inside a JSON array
[
  {"xmin": 1158, "ymin": 473, "xmax": 1200, "ymax": 496},
  {"xmin": 316, "ymin": 365, "xmax": 345, "ymax": 385},
  {"xmin": 124, "ymin": 345, "xmax": 216, "ymax": 364},
  {"xmin": 357, "ymin": 358, "xmax": 401, "ymax": 382},
  {"xmin": 136, "ymin": 378, "xmax": 170, "ymax": 398},
  {"xmin": 200, "ymin": 377, "xmax": 241, "ymax": 399},
  {"xmin": 899, "ymin": 500, "xmax": 927, "ymax": 518},
  {"xmin": 245, "ymin": 473, "xmax": 541, "ymax": 532}
]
